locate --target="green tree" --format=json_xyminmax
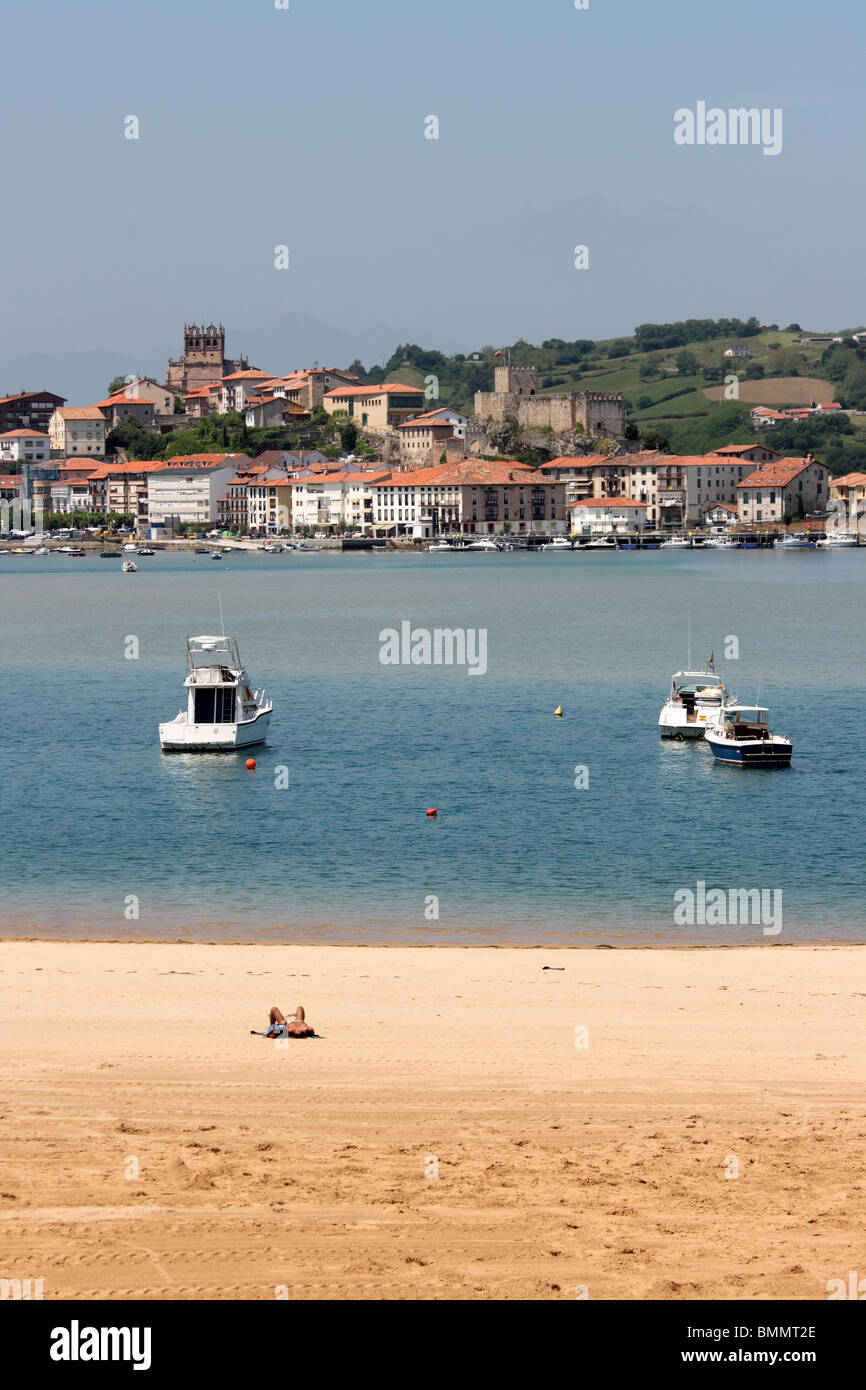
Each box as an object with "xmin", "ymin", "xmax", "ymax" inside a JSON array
[
  {"xmin": 674, "ymin": 350, "xmax": 699, "ymax": 376},
  {"xmin": 641, "ymin": 429, "xmax": 671, "ymax": 451},
  {"xmin": 107, "ymin": 375, "xmax": 130, "ymax": 395},
  {"xmin": 339, "ymin": 419, "xmax": 358, "ymax": 453}
]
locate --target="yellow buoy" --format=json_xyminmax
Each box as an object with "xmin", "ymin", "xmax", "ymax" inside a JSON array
[{"xmin": 554, "ymin": 705, "xmax": 563, "ymax": 717}]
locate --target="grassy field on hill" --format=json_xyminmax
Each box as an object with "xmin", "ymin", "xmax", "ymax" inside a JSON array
[{"xmin": 702, "ymin": 377, "xmax": 835, "ymax": 404}]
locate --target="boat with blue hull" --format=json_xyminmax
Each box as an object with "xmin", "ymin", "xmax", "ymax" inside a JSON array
[{"xmin": 704, "ymin": 705, "xmax": 792, "ymax": 767}]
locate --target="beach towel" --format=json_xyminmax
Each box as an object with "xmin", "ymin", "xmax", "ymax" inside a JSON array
[{"xmin": 250, "ymin": 1027, "xmax": 320, "ymax": 1039}]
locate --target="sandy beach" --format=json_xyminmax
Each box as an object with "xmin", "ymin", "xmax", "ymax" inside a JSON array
[{"xmin": 1, "ymin": 940, "xmax": 864, "ymax": 1301}]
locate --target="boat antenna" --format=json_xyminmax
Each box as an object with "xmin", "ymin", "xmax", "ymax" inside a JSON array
[
  {"xmin": 218, "ymin": 589, "xmax": 225, "ymax": 638},
  {"xmin": 755, "ymin": 671, "xmax": 763, "ymax": 706},
  {"xmin": 687, "ymin": 611, "xmax": 691, "ymax": 670}
]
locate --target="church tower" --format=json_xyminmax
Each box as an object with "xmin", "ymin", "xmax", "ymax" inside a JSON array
[{"xmin": 167, "ymin": 322, "xmax": 250, "ymax": 395}]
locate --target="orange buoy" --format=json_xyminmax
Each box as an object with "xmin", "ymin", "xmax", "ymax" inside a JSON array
[
  {"xmin": 426, "ymin": 807, "xmax": 437, "ymax": 817},
  {"xmin": 245, "ymin": 758, "xmax": 256, "ymax": 770}
]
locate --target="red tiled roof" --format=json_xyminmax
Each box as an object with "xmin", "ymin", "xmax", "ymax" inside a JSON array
[
  {"xmin": 0, "ymin": 427, "xmax": 49, "ymax": 438},
  {"xmin": 829, "ymin": 472, "xmax": 866, "ymax": 488},
  {"xmin": 92, "ymin": 392, "xmax": 156, "ymax": 409},
  {"xmin": 0, "ymin": 390, "xmax": 65, "ymax": 405},
  {"xmin": 373, "ymin": 459, "xmax": 547, "ymax": 487},
  {"xmin": 736, "ymin": 458, "xmax": 814, "ymax": 489},
  {"xmin": 221, "ymin": 369, "xmax": 273, "ymax": 382},
  {"xmin": 710, "ymin": 442, "xmax": 766, "ymax": 455},
  {"xmin": 55, "ymin": 406, "xmax": 106, "ymax": 420},
  {"xmin": 102, "ymin": 460, "xmax": 166, "ymax": 474},
  {"xmin": 161, "ymin": 453, "xmax": 242, "ymax": 465},
  {"xmin": 324, "ymin": 382, "xmax": 424, "ymax": 398}
]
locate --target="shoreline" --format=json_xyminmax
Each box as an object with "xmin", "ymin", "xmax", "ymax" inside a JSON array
[{"xmin": 3, "ymin": 933, "xmax": 865, "ymax": 949}]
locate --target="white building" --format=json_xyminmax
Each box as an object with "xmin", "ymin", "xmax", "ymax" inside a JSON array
[
  {"xmin": 219, "ymin": 370, "xmax": 274, "ymax": 414},
  {"xmin": 0, "ymin": 428, "xmax": 50, "ymax": 464},
  {"xmin": 291, "ymin": 470, "xmax": 388, "ymax": 533},
  {"xmin": 569, "ymin": 497, "xmax": 649, "ymax": 535},
  {"xmin": 48, "ymin": 407, "xmax": 107, "ymax": 457},
  {"xmin": 147, "ymin": 460, "xmax": 238, "ymax": 527},
  {"xmin": 736, "ymin": 456, "xmax": 827, "ymax": 525}
]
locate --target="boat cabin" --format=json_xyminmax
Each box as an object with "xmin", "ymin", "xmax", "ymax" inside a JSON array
[
  {"xmin": 720, "ymin": 706, "xmax": 771, "ymax": 740},
  {"xmin": 184, "ymin": 636, "xmax": 256, "ymax": 725},
  {"xmin": 669, "ymin": 670, "xmax": 725, "ymax": 715}
]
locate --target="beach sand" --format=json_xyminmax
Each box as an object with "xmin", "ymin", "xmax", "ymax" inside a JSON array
[{"xmin": 1, "ymin": 940, "xmax": 864, "ymax": 1301}]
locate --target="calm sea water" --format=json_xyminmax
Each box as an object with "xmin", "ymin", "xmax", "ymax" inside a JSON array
[{"xmin": 1, "ymin": 548, "xmax": 864, "ymax": 944}]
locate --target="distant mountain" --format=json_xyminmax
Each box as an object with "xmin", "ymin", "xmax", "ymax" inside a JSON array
[{"xmin": 232, "ymin": 312, "xmax": 401, "ymax": 376}]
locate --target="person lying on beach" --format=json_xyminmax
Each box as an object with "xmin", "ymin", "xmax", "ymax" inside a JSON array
[{"xmin": 267, "ymin": 1005, "xmax": 316, "ymax": 1038}]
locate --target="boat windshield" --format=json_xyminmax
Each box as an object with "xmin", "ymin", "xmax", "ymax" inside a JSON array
[
  {"xmin": 725, "ymin": 707, "xmax": 767, "ymax": 725},
  {"xmin": 186, "ymin": 635, "xmax": 242, "ymax": 674}
]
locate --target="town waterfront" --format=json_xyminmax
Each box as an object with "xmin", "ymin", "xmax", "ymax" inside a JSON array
[{"xmin": 2, "ymin": 548, "xmax": 864, "ymax": 944}]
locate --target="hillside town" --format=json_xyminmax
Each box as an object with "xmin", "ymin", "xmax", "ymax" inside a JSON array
[{"xmin": 0, "ymin": 323, "xmax": 857, "ymax": 543}]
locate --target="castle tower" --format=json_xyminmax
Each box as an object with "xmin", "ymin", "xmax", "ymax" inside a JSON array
[{"xmin": 493, "ymin": 363, "xmax": 537, "ymax": 397}]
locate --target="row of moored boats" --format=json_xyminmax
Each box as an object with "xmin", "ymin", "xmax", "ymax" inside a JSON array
[{"xmin": 428, "ymin": 533, "xmax": 859, "ymax": 553}]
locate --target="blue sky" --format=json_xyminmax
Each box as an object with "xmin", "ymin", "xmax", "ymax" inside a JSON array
[{"xmin": 2, "ymin": 0, "xmax": 863, "ymax": 369}]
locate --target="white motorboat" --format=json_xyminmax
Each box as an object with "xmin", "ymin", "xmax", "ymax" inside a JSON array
[
  {"xmin": 816, "ymin": 533, "xmax": 858, "ymax": 549},
  {"xmin": 123, "ymin": 542, "xmax": 138, "ymax": 552},
  {"xmin": 705, "ymin": 705, "xmax": 792, "ymax": 767},
  {"xmin": 660, "ymin": 536, "xmax": 692, "ymax": 549},
  {"xmin": 159, "ymin": 635, "xmax": 272, "ymax": 752},
  {"xmin": 464, "ymin": 537, "xmax": 500, "ymax": 551},
  {"xmin": 659, "ymin": 656, "xmax": 730, "ymax": 739},
  {"xmin": 122, "ymin": 559, "xmax": 138, "ymax": 573},
  {"xmin": 775, "ymin": 534, "xmax": 815, "ymax": 549},
  {"xmin": 583, "ymin": 536, "xmax": 618, "ymax": 550},
  {"xmin": 428, "ymin": 541, "xmax": 455, "ymax": 552},
  {"xmin": 703, "ymin": 536, "xmax": 738, "ymax": 550},
  {"xmin": 138, "ymin": 546, "xmax": 156, "ymax": 556},
  {"xmin": 541, "ymin": 537, "xmax": 573, "ymax": 551}
]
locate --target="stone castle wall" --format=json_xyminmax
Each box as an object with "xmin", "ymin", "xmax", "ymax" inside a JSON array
[{"xmin": 474, "ymin": 389, "xmax": 625, "ymax": 437}]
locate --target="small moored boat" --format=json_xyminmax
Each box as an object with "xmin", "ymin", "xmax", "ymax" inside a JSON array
[
  {"xmin": 659, "ymin": 656, "xmax": 729, "ymax": 739},
  {"xmin": 541, "ymin": 537, "xmax": 572, "ymax": 551},
  {"xmin": 816, "ymin": 533, "xmax": 858, "ymax": 549},
  {"xmin": 122, "ymin": 559, "xmax": 138, "ymax": 573},
  {"xmin": 775, "ymin": 534, "xmax": 815, "ymax": 550},
  {"xmin": 159, "ymin": 635, "xmax": 273, "ymax": 752},
  {"xmin": 704, "ymin": 705, "xmax": 792, "ymax": 767}
]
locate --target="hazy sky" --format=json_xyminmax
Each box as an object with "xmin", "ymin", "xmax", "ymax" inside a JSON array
[{"xmin": 3, "ymin": 0, "xmax": 863, "ymax": 363}]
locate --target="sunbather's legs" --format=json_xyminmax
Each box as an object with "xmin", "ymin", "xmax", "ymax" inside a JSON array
[{"xmin": 269, "ymin": 1006, "xmax": 305, "ymax": 1025}]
